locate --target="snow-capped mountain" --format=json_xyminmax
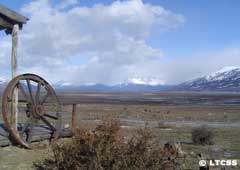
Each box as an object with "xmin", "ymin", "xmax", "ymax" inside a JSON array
[
  {"xmin": 54, "ymin": 67, "xmax": 240, "ymax": 92},
  {"xmin": 126, "ymin": 76, "xmax": 165, "ymax": 86},
  {"xmin": 176, "ymin": 66, "xmax": 240, "ymax": 91},
  {"xmin": 108, "ymin": 76, "xmax": 169, "ymax": 91}
]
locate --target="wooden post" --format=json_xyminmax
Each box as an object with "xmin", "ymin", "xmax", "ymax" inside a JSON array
[
  {"xmin": 12, "ymin": 24, "xmax": 18, "ymax": 78},
  {"xmin": 11, "ymin": 24, "xmax": 19, "ymax": 131},
  {"xmin": 72, "ymin": 104, "xmax": 77, "ymax": 133}
]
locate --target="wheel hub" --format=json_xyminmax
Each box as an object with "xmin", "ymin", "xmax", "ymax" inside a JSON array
[
  {"xmin": 27, "ymin": 104, "xmax": 45, "ymax": 119},
  {"xmin": 34, "ymin": 105, "xmax": 44, "ymax": 116}
]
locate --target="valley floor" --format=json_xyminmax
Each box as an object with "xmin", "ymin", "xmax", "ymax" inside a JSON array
[{"xmin": 0, "ymin": 92, "xmax": 240, "ymax": 169}]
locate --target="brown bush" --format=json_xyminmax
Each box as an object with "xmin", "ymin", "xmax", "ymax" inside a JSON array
[
  {"xmin": 34, "ymin": 119, "xmax": 183, "ymax": 170},
  {"xmin": 192, "ymin": 126, "xmax": 214, "ymax": 145}
]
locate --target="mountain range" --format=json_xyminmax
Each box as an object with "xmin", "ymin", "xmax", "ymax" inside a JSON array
[
  {"xmin": 175, "ymin": 66, "xmax": 240, "ymax": 91},
  {"xmin": 54, "ymin": 77, "xmax": 172, "ymax": 92},
  {"xmin": 55, "ymin": 67, "xmax": 240, "ymax": 92},
  {"xmin": 1, "ymin": 66, "xmax": 240, "ymax": 92}
]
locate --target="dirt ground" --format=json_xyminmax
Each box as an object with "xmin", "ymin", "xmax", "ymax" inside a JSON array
[{"xmin": 0, "ymin": 100, "xmax": 240, "ymax": 169}]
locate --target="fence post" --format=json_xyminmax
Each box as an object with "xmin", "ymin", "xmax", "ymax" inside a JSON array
[{"xmin": 72, "ymin": 104, "xmax": 77, "ymax": 133}]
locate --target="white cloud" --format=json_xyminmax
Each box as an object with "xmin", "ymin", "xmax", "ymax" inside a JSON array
[
  {"xmin": 56, "ymin": 0, "xmax": 79, "ymax": 10},
  {"xmin": 150, "ymin": 48, "xmax": 240, "ymax": 84},
  {"xmin": 0, "ymin": 36, "xmax": 11, "ymax": 79},
  {"xmin": 1, "ymin": 0, "xmax": 184, "ymax": 85},
  {"xmin": 1, "ymin": 1, "xmax": 240, "ymax": 86}
]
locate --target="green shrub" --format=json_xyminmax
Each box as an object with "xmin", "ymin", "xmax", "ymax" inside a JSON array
[
  {"xmin": 191, "ymin": 126, "xmax": 214, "ymax": 145},
  {"xmin": 34, "ymin": 119, "xmax": 182, "ymax": 170}
]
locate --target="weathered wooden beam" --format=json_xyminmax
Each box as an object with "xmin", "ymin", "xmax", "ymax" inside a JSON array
[
  {"xmin": 0, "ymin": 17, "xmax": 13, "ymax": 29},
  {"xmin": 0, "ymin": 5, "xmax": 28, "ymax": 23},
  {"xmin": 11, "ymin": 24, "xmax": 18, "ymax": 78},
  {"xmin": 11, "ymin": 24, "xmax": 19, "ymax": 131}
]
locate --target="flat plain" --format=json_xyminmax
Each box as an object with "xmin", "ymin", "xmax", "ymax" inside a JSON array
[{"xmin": 0, "ymin": 91, "xmax": 240, "ymax": 169}]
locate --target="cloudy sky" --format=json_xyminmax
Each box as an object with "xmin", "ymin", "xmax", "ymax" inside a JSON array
[{"xmin": 1, "ymin": 0, "xmax": 240, "ymax": 85}]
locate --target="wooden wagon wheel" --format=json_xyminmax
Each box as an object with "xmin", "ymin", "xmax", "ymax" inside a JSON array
[{"xmin": 2, "ymin": 73, "xmax": 62, "ymax": 148}]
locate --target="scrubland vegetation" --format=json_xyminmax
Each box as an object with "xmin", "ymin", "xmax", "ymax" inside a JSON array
[
  {"xmin": 34, "ymin": 119, "xmax": 184, "ymax": 170},
  {"xmin": 0, "ymin": 101, "xmax": 240, "ymax": 170}
]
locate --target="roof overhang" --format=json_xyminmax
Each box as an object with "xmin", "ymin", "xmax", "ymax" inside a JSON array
[{"xmin": 0, "ymin": 4, "xmax": 28, "ymax": 34}]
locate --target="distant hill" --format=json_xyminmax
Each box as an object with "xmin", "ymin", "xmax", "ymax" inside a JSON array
[
  {"xmin": 54, "ymin": 83, "xmax": 172, "ymax": 92},
  {"xmin": 54, "ymin": 76, "xmax": 172, "ymax": 92}
]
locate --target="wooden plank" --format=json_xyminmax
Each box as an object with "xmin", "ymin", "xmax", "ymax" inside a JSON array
[
  {"xmin": 0, "ymin": 125, "xmax": 72, "ymax": 147},
  {"xmin": 0, "ymin": 124, "xmax": 10, "ymax": 147},
  {"xmin": 0, "ymin": 17, "xmax": 13, "ymax": 29},
  {"xmin": 0, "ymin": 5, "xmax": 28, "ymax": 23}
]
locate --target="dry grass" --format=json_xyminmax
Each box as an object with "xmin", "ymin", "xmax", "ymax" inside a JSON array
[{"xmin": 61, "ymin": 104, "xmax": 240, "ymax": 122}]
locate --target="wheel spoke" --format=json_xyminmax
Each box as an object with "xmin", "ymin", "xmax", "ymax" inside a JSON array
[
  {"xmin": 43, "ymin": 113, "xmax": 58, "ymax": 120},
  {"xmin": 26, "ymin": 79, "xmax": 34, "ymax": 104},
  {"xmin": 40, "ymin": 91, "xmax": 50, "ymax": 104},
  {"xmin": 40, "ymin": 115, "xmax": 56, "ymax": 131},
  {"xmin": 17, "ymin": 83, "xmax": 31, "ymax": 104},
  {"xmin": 35, "ymin": 82, "xmax": 41, "ymax": 104}
]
